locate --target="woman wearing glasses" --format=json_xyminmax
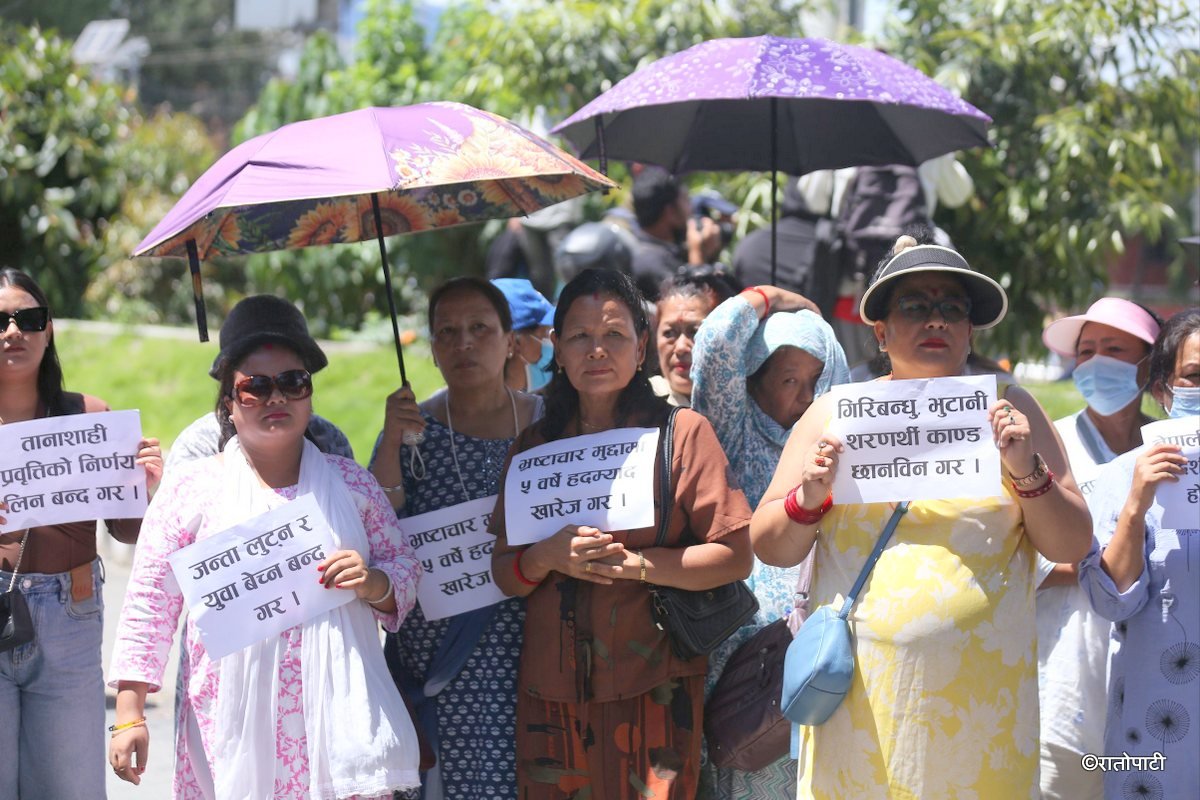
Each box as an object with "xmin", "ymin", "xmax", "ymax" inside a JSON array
[
  {"xmin": 108, "ymin": 296, "xmax": 421, "ymax": 799},
  {"xmin": 0, "ymin": 268, "xmax": 162, "ymax": 800},
  {"xmin": 752, "ymin": 237, "xmax": 1091, "ymax": 798}
]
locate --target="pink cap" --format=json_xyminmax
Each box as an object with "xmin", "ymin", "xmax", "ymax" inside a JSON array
[{"xmin": 1042, "ymin": 297, "xmax": 1161, "ymax": 358}]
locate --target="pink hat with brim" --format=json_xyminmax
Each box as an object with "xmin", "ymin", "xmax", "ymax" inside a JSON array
[{"xmin": 1042, "ymin": 297, "xmax": 1161, "ymax": 358}]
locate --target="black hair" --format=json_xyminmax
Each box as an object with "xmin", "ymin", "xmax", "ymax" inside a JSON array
[
  {"xmin": 0, "ymin": 268, "xmax": 69, "ymax": 415},
  {"xmin": 659, "ymin": 263, "xmax": 743, "ymax": 306},
  {"xmin": 1149, "ymin": 307, "xmax": 1200, "ymax": 396},
  {"xmin": 428, "ymin": 277, "xmax": 513, "ymax": 334},
  {"xmin": 632, "ymin": 167, "xmax": 682, "ymax": 229},
  {"xmin": 539, "ymin": 268, "xmax": 664, "ymax": 440}
]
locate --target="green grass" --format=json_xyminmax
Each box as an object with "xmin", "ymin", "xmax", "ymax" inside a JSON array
[
  {"xmin": 55, "ymin": 330, "xmax": 445, "ymax": 461},
  {"xmin": 54, "ymin": 325, "xmax": 1161, "ymax": 463}
]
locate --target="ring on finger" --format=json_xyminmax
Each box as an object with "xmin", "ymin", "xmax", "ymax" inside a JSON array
[
  {"xmin": 583, "ymin": 562, "xmax": 592, "ymax": 574},
  {"xmin": 815, "ymin": 455, "xmax": 827, "ymax": 467}
]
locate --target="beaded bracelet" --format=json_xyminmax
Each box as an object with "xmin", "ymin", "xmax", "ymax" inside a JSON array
[
  {"xmin": 784, "ymin": 486, "xmax": 833, "ymax": 525},
  {"xmin": 513, "ymin": 549, "xmax": 540, "ymax": 586},
  {"xmin": 742, "ymin": 286, "xmax": 770, "ymax": 316},
  {"xmin": 1012, "ymin": 468, "xmax": 1056, "ymax": 499},
  {"xmin": 108, "ymin": 717, "xmax": 147, "ymax": 735}
]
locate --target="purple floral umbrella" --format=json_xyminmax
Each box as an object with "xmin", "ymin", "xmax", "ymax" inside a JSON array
[
  {"xmin": 135, "ymin": 102, "xmax": 614, "ymax": 382},
  {"xmin": 553, "ymin": 36, "xmax": 991, "ymax": 282}
]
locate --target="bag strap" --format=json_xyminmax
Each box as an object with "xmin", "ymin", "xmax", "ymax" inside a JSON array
[
  {"xmin": 5, "ymin": 530, "xmax": 30, "ymax": 593},
  {"xmin": 837, "ymin": 501, "xmax": 909, "ymax": 619},
  {"xmin": 653, "ymin": 407, "xmax": 683, "ymax": 548}
]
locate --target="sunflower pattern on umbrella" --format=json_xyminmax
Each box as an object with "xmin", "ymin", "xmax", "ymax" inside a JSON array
[{"xmin": 137, "ymin": 102, "xmax": 611, "ymax": 260}]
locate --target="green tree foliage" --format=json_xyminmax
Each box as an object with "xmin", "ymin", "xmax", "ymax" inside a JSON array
[
  {"xmin": 0, "ymin": 25, "xmax": 131, "ymax": 316},
  {"xmin": 889, "ymin": 0, "xmax": 1198, "ymax": 355}
]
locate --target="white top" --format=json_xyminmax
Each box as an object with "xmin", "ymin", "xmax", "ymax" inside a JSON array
[{"xmin": 1035, "ymin": 410, "xmax": 1118, "ymax": 762}]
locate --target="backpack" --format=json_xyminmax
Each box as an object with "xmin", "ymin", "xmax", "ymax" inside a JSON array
[{"xmin": 833, "ymin": 165, "xmax": 929, "ymax": 284}]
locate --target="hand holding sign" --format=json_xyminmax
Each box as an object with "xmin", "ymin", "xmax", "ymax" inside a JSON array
[{"xmin": 986, "ymin": 400, "xmax": 1036, "ymax": 477}]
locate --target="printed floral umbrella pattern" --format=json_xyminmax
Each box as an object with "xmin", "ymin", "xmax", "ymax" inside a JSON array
[{"xmin": 135, "ymin": 102, "xmax": 614, "ymax": 379}]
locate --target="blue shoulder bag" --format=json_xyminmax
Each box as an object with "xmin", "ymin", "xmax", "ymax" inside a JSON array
[{"xmin": 780, "ymin": 501, "xmax": 909, "ymax": 727}]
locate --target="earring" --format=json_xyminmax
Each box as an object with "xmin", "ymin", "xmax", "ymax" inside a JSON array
[{"xmin": 878, "ymin": 340, "xmax": 888, "ymax": 353}]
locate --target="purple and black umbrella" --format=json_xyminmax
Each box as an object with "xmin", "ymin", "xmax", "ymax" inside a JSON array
[{"xmin": 553, "ymin": 36, "xmax": 992, "ymax": 283}]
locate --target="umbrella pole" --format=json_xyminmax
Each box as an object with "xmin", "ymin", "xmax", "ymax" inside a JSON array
[
  {"xmin": 186, "ymin": 239, "xmax": 209, "ymax": 342},
  {"xmin": 371, "ymin": 193, "xmax": 409, "ymax": 385},
  {"xmin": 595, "ymin": 117, "xmax": 609, "ymax": 179},
  {"xmin": 770, "ymin": 98, "xmax": 778, "ymax": 287}
]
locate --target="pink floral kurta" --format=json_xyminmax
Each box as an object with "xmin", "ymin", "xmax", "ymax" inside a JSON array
[{"xmin": 110, "ymin": 455, "xmax": 420, "ymax": 799}]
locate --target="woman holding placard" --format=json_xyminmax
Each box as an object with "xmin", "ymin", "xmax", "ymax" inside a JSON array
[
  {"xmin": 0, "ymin": 268, "xmax": 162, "ymax": 800},
  {"xmin": 108, "ymin": 295, "xmax": 421, "ymax": 799},
  {"xmin": 490, "ymin": 268, "xmax": 753, "ymax": 799},
  {"xmin": 370, "ymin": 277, "xmax": 543, "ymax": 798},
  {"xmin": 1079, "ymin": 308, "xmax": 1199, "ymax": 799},
  {"xmin": 1036, "ymin": 297, "xmax": 1161, "ymax": 799},
  {"xmin": 752, "ymin": 236, "xmax": 1091, "ymax": 798}
]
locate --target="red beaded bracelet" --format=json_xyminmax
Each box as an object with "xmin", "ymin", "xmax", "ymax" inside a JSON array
[
  {"xmin": 513, "ymin": 549, "xmax": 541, "ymax": 586},
  {"xmin": 742, "ymin": 286, "xmax": 770, "ymax": 316},
  {"xmin": 1012, "ymin": 469, "xmax": 1056, "ymax": 499},
  {"xmin": 784, "ymin": 486, "xmax": 833, "ymax": 525}
]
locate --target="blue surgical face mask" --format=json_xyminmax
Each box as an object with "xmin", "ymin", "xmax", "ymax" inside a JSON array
[
  {"xmin": 1073, "ymin": 354, "xmax": 1144, "ymax": 416},
  {"xmin": 1167, "ymin": 385, "xmax": 1200, "ymax": 418},
  {"xmin": 525, "ymin": 337, "xmax": 555, "ymax": 392}
]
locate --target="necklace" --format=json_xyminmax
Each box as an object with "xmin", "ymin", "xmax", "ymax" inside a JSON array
[{"xmin": 445, "ymin": 386, "xmax": 519, "ymax": 503}]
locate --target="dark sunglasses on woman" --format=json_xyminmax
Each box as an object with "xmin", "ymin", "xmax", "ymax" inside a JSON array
[
  {"xmin": 233, "ymin": 369, "xmax": 314, "ymax": 407},
  {"xmin": 894, "ymin": 295, "xmax": 972, "ymax": 324},
  {"xmin": 0, "ymin": 307, "xmax": 50, "ymax": 332}
]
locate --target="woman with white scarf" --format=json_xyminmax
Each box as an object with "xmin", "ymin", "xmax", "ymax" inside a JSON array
[{"xmin": 108, "ymin": 296, "xmax": 422, "ymax": 799}]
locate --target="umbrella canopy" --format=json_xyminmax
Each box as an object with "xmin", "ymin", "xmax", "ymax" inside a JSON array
[
  {"xmin": 552, "ymin": 37, "xmax": 990, "ymax": 284},
  {"xmin": 553, "ymin": 36, "xmax": 990, "ymax": 174},
  {"xmin": 134, "ymin": 102, "xmax": 614, "ymax": 381},
  {"xmin": 138, "ymin": 102, "xmax": 613, "ymax": 259}
]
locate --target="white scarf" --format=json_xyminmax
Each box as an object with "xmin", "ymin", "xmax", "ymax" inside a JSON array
[{"xmin": 209, "ymin": 437, "xmax": 420, "ymax": 800}]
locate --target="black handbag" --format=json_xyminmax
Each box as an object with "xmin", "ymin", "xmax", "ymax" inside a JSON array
[
  {"xmin": 648, "ymin": 408, "xmax": 759, "ymax": 661},
  {"xmin": 704, "ymin": 618, "xmax": 792, "ymax": 771},
  {"xmin": 0, "ymin": 531, "xmax": 35, "ymax": 653}
]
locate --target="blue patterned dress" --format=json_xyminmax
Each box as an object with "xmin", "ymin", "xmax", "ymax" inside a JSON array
[
  {"xmin": 372, "ymin": 404, "xmax": 538, "ymax": 799},
  {"xmin": 691, "ymin": 297, "xmax": 849, "ymax": 799}
]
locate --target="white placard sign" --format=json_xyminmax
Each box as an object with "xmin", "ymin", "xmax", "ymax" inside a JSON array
[
  {"xmin": 829, "ymin": 374, "xmax": 1001, "ymax": 504},
  {"xmin": 0, "ymin": 410, "xmax": 148, "ymax": 533},
  {"xmin": 167, "ymin": 493, "xmax": 353, "ymax": 660},
  {"xmin": 504, "ymin": 427, "xmax": 659, "ymax": 546},
  {"xmin": 1142, "ymin": 416, "xmax": 1200, "ymax": 530},
  {"xmin": 399, "ymin": 495, "xmax": 505, "ymax": 621}
]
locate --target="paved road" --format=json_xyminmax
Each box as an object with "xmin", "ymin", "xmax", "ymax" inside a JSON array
[{"xmin": 101, "ymin": 538, "xmax": 178, "ymax": 799}]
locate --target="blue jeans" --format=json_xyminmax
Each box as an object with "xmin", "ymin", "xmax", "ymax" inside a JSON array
[{"xmin": 0, "ymin": 559, "xmax": 106, "ymax": 799}]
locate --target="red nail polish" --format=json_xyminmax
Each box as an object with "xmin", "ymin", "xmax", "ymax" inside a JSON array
[{"xmin": 316, "ymin": 565, "xmax": 325, "ymax": 571}]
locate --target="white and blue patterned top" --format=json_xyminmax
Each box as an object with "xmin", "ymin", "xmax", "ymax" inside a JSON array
[
  {"xmin": 1079, "ymin": 443, "xmax": 1199, "ymax": 799},
  {"xmin": 692, "ymin": 296, "xmax": 849, "ymax": 621}
]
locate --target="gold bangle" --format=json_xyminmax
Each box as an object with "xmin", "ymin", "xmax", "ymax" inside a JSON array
[
  {"xmin": 108, "ymin": 717, "xmax": 147, "ymax": 733},
  {"xmin": 638, "ymin": 550, "xmax": 647, "ymax": 583},
  {"xmin": 379, "ymin": 483, "xmax": 404, "ymax": 494}
]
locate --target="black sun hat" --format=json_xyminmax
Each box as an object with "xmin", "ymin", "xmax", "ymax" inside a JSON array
[
  {"xmin": 859, "ymin": 244, "xmax": 1008, "ymax": 330},
  {"xmin": 209, "ymin": 295, "xmax": 328, "ymax": 379}
]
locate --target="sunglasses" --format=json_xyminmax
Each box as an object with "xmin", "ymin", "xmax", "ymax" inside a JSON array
[
  {"xmin": 894, "ymin": 295, "xmax": 972, "ymax": 324},
  {"xmin": 0, "ymin": 307, "xmax": 50, "ymax": 333},
  {"xmin": 232, "ymin": 369, "xmax": 313, "ymax": 407}
]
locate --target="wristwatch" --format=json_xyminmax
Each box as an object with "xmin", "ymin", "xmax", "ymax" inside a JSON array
[{"xmin": 1011, "ymin": 453, "xmax": 1048, "ymax": 487}]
